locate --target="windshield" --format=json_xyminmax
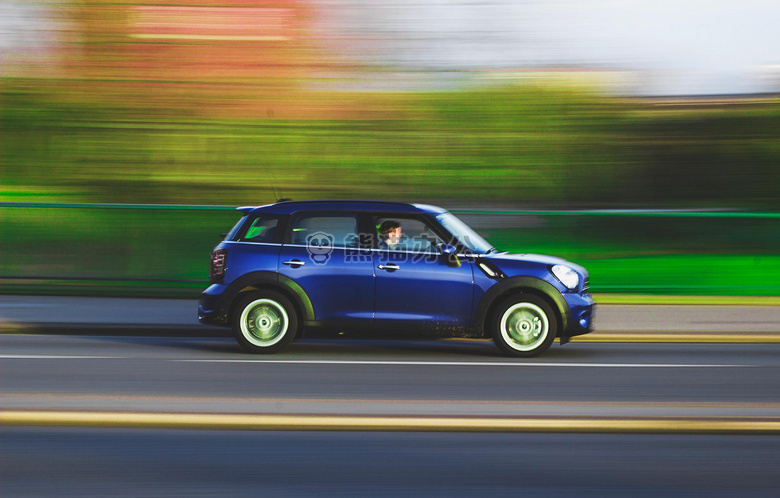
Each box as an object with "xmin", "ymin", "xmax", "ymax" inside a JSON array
[{"xmin": 435, "ymin": 213, "xmax": 494, "ymax": 254}]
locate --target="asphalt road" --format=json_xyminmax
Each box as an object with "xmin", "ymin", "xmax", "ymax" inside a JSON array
[
  {"xmin": 3, "ymin": 428, "xmax": 779, "ymax": 497},
  {"xmin": 2, "ymin": 336, "xmax": 779, "ymax": 496},
  {"xmin": 2, "ymin": 297, "xmax": 779, "ymax": 496},
  {"xmin": 2, "ymin": 335, "xmax": 779, "ymax": 417}
]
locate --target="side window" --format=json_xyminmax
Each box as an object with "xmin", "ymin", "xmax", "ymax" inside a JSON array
[
  {"xmin": 238, "ymin": 215, "xmax": 282, "ymax": 243},
  {"xmin": 375, "ymin": 216, "xmax": 444, "ymax": 253},
  {"xmin": 225, "ymin": 215, "xmax": 248, "ymax": 241},
  {"xmin": 290, "ymin": 214, "xmax": 361, "ymax": 249}
]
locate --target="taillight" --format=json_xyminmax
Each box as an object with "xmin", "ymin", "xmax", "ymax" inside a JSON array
[{"xmin": 209, "ymin": 249, "xmax": 227, "ymax": 283}]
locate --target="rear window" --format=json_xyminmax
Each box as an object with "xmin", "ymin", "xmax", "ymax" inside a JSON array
[
  {"xmin": 224, "ymin": 216, "xmax": 247, "ymax": 241},
  {"xmin": 235, "ymin": 215, "xmax": 284, "ymax": 243}
]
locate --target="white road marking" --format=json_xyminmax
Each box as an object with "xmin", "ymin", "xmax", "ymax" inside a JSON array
[{"xmin": 0, "ymin": 355, "xmax": 748, "ymax": 367}]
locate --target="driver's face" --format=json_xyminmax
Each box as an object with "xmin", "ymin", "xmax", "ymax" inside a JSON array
[{"xmin": 387, "ymin": 227, "xmax": 402, "ymax": 244}]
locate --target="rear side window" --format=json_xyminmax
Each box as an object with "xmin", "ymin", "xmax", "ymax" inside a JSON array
[
  {"xmin": 224, "ymin": 216, "xmax": 248, "ymax": 241},
  {"xmin": 289, "ymin": 213, "xmax": 360, "ymax": 248},
  {"xmin": 236, "ymin": 215, "xmax": 283, "ymax": 243}
]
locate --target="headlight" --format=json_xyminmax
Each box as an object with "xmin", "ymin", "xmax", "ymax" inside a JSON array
[{"xmin": 551, "ymin": 264, "xmax": 579, "ymax": 290}]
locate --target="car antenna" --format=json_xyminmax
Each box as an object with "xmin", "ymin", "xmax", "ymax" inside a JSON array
[{"xmin": 267, "ymin": 168, "xmax": 291, "ymax": 203}]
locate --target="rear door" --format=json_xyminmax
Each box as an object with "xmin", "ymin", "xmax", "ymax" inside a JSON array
[{"xmin": 278, "ymin": 211, "xmax": 375, "ymax": 322}]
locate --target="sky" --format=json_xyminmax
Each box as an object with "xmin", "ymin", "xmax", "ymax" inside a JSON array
[
  {"xmin": 317, "ymin": 0, "xmax": 780, "ymax": 95},
  {"xmin": 2, "ymin": 0, "xmax": 779, "ymax": 95}
]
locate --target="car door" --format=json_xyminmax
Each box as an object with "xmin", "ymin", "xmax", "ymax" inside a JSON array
[
  {"xmin": 278, "ymin": 211, "xmax": 375, "ymax": 323},
  {"xmin": 372, "ymin": 215, "xmax": 474, "ymax": 326}
]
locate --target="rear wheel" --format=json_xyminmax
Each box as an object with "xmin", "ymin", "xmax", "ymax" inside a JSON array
[
  {"xmin": 232, "ymin": 291, "xmax": 298, "ymax": 354},
  {"xmin": 491, "ymin": 294, "xmax": 557, "ymax": 357}
]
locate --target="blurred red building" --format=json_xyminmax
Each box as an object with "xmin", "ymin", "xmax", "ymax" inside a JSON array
[{"xmin": 44, "ymin": 1, "xmax": 359, "ymax": 119}]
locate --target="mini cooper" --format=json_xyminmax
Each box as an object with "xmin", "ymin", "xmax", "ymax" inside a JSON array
[{"xmin": 199, "ymin": 200, "xmax": 594, "ymax": 357}]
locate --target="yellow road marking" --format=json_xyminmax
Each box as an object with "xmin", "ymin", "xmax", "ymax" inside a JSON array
[{"xmin": 3, "ymin": 411, "xmax": 780, "ymax": 434}]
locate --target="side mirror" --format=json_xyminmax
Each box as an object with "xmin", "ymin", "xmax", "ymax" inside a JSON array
[{"xmin": 439, "ymin": 244, "xmax": 461, "ymax": 268}]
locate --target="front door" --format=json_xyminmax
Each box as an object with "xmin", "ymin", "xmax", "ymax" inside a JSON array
[{"xmin": 372, "ymin": 216, "xmax": 474, "ymax": 326}]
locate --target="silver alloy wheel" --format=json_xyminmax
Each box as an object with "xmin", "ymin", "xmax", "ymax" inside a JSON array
[
  {"xmin": 239, "ymin": 298, "xmax": 289, "ymax": 347},
  {"xmin": 499, "ymin": 302, "xmax": 550, "ymax": 352}
]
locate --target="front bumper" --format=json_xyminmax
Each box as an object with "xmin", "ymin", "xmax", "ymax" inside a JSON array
[{"xmin": 561, "ymin": 292, "xmax": 595, "ymax": 342}]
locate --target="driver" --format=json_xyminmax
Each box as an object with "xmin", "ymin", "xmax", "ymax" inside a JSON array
[{"xmin": 378, "ymin": 220, "xmax": 404, "ymax": 250}]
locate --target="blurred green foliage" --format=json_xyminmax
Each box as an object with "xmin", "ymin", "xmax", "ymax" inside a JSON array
[{"xmin": 3, "ymin": 79, "xmax": 778, "ymax": 208}]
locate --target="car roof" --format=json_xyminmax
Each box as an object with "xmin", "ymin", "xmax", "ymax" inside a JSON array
[{"xmin": 238, "ymin": 200, "xmax": 448, "ymax": 216}]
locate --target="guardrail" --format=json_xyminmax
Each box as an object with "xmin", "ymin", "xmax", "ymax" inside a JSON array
[{"xmin": 1, "ymin": 202, "xmax": 778, "ymax": 297}]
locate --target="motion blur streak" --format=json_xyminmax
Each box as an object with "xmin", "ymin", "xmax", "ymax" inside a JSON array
[
  {"xmin": 1, "ymin": 1, "xmax": 778, "ymax": 209},
  {"xmin": 132, "ymin": 6, "xmax": 292, "ymax": 41}
]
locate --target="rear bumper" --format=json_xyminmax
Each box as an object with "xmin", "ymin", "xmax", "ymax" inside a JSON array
[{"xmin": 198, "ymin": 284, "xmax": 229, "ymax": 326}]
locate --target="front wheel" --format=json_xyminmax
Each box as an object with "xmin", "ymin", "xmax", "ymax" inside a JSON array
[
  {"xmin": 491, "ymin": 295, "xmax": 557, "ymax": 358},
  {"xmin": 232, "ymin": 291, "xmax": 298, "ymax": 354}
]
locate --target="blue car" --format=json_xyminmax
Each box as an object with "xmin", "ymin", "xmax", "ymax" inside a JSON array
[{"xmin": 199, "ymin": 200, "xmax": 594, "ymax": 357}]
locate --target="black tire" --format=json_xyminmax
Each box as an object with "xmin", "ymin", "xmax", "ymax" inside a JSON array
[
  {"xmin": 491, "ymin": 294, "xmax": 557, "ymax": 358},
  {"xmin": 232, "ymin": 291, "xmax": 298, "ymax": 354}
]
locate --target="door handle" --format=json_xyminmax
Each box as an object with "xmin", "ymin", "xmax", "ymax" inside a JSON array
[
  {"xmin": 378, "ymin": 264, "xmax": 400, "ymax": 271},
  {"xmin": 282, "ymin": 260, "xmax": 305, "ymax": 268}
]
